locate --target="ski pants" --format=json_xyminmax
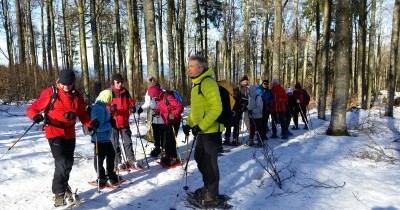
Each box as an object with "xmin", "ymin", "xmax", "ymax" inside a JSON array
[
  {"xmin": 293, "ymin": 105, "xmax": 308, "ymax": 128},
  {"xmin": 249, "ymin": 118, "xmax": 266, "ymax": 141},
  {"xmin": 194, "ymin": 133, "xmax": 220, "ymax": 197},
  {"xmin": 164, "ymin": 123, "xmax": 180, "ymax": 158},
  {"xmin": 48, "ymin": 137, "xmax": 75, "ymax": 195},
  {"xmin": 93, "ymin": 142, "xmax": 116, "ymax": 180},
  {"xmin": 152, "ymin": 123, "xmax": 166, "ymax": 149},
  {"xmin": 271, "ymin": 112, "xmax": 288, "ymax": 137},
  {"xmin": 111, "ymin": 127, "xmax": 135, "ymax": 164}
]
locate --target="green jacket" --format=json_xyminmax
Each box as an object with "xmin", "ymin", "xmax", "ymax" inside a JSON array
[{"xmin": 188, "ymin": 70, "xmax": 224, "ymax": 134}]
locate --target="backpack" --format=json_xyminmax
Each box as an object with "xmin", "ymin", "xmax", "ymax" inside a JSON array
[
  {"xmin": 197, "ymin": 76, "xmax": 236, "ymax": 126},
  {"xmin": 164, "ymin": 90, "xmax": 184, "ymax": 106}
]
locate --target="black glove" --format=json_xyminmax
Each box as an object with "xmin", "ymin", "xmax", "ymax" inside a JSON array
[
  {"xmin": 130, "ymin": 106, "xmax": 136, "ymax": 113},
  {"xmin": 182, "ymin": 124, "xmax": 191, "ymax": 136},
  {"xmin": 137, "ymin": 107, "xmax": 143, "ymax": 114},
  {"xmin": 110, "ymin": 104, "xmax": 117, "ymax": 113},
  {"xmin": 33, "ymin": 114, "xmax": 44, "ymax": 124},
  {"xmin": 90, "ymin": 119, "xmax": 100, "ymax": 129},
  {"xmin": 191, "ymin": 125, "xmax": 201, "ymax": 136}
]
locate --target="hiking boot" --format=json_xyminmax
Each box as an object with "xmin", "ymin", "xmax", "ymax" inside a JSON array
[
  {"xmin": 194, "ymin": 187, "xmax": 206, "ymax": 199},
  {"xmin": 150, "ymin": 147, "xmax": 161, "ymax": 157},
  {"xmin": 200, "ymin": 192, "xmax": 221, "ymax": 207},
  {"xmin": 65, "ymin": 186, "xmax": 74, "ymax": 202},
  {"xmin": 108, "ymin": 175, "xmax": 123, "ymax": 185},
  {"xmin": 292, "ymin": 126, "xmax": 299, "ymax": 130},
  {"xmin": 161, "ymin": 156, "xmax": 181, "ymax": 166},
  {"xmin": 54, "ymin": 193, "xmax": 66, "ymax": 207}
]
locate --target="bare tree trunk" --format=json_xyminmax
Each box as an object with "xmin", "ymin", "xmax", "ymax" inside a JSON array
[
  {"xmin": 15, "ymin": 0, "xmax": 25, "ymax": 66},
  {"xmin": 127, "ymin": 0, "xmax": 136, "ymax": 98},
  {"xmin": 294, "ymin": 0, "xmax": 299, "ymax": 82},
  {"xmin": 327, "ymin": 0, "xmax": 351, "ymax": 136},
  {"xmin": 157, "ymin": 0, "xmax": 165, "ymax": 83},
  {"xmin": 167, "ymin": 0, "xmax": 175, "ymax": 88},
  {"xmin": 1, "ymin": 0, "xmax": 14, "ymax": 67},
  {"xmin": 143, "ymin": 0, "xmax": 159, "ymax": 79},
  {"xmin": 77, "ymin": 0, "xmax": 90, "ymax": 101},
  {"xmin": 272, "ymin": 0, "xmax": 282, "ymax": 80},
  {"xmin": 367, "ymin": 0, "xmax": 376, "ymax": 110},
  {"xmin": 386, "ymin": 0, "xmax": 400, "ymax": 117},
  {"xmin": 90, "ymin": 0, "xmax": 101, "ymax": 95},
  {"xmin": 27, "ymin": 1, "xmax": 38, "ymax": 94},
  {"xmin": 302, "ymin": 24, "xmax": 311, "ymax": 86},
  {"xmin": 61, "ymin": 0, "xmax": 70, "ymax": 70},
  {"xmin": 133, "ymin": 0, "xmax": 142, "ymax": 86},
  {"xmin": 318, "ymin": 0, "xmax": 331, "ymax": 120},
  {"xmin": 49, "ymin": 0, "xmax": 59, "ymax": 77},
  {"xmin": 358, "ymin": 0, "xmax": 367, "ymax": 108},
  {"xmin": 115, "ymin": 0, "xmax": 123, "ymax": 74},
  {"xmin": 40, "ymin": 0, "xmax": 47, "ymax": 72},
  {"xmin": 376, "ymin": 0, "xmax": 383, "ymax": 93},
  {"xmin": 313, "ymin": 0, "xmax": 321, "ymax": 99},
  {"xmin": 243, "ymin": 0, "xmax": 250, "ymax": 77},
  {"xmin": 178, "ymin": 0, "xmax": 187, "ymax": 100}
]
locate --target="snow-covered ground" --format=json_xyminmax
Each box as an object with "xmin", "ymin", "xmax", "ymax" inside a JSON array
[{"xmin": 0, "ymin": 104, "xmax": 399, "ymax": 210}]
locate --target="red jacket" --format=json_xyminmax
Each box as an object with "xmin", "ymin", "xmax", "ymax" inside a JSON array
[
  {"xmin": 26, "ymin": 85, "xmax": 92, "ymax": 140},
  {"xmin": 109, "ymin": 86, "xmax": 135, "ymax": 128},
  {"xmin": 270, "ymin": 84, "xmax": 288, "ymax": 113},
  {"xmin": 158, "ymin": 92, "xmax": 183, "ymax": 125},
  {"xmin": 293, "ymin": 88, "xmax": 310, "ymax": 109}
]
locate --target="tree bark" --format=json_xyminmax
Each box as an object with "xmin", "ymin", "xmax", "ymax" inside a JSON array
[
  {"xmin": 1, "ymin": 0, "xmax": 14, "ymax": 67},
  {"xmin": 27, "ymin": 1, "xmax": 38, "ymax": 94},
  {"xmin": 77, "ymin": 0, "xmax": 90, "ymax": 101},
  {"xmin": 127, "ymin": 0, "xmax": 136, "ymax": 99},
  {"xmin": 243, "ymin": 0, "xmax": 250, "ymax": 77},
  {"xmin": 115, "ymin": 0, "xmax": 123, "ymax": 75},
  {"xmin": 143, "ymin": 0, "xmax": 159, "ymax": 79},
  {"xmin": 157, "ymin": 0, "xmax": 165, "ymax": 83},
  {"xmin": 358, "ymin": 0, "xmax": 367, "ymax": 108},
  {"xmin": 167, "ymin": 0, "xmax": 175, "ymax": 88},
  {"xmin": 272, "ymin": 0, "xmax": 282, "ymax": 80},
  {"xmin": 367, "ymin": 0, "xmax": 376, "ymax": 110},
  {"xmin": 90, "ymin": 0, "xmax": 101, "ymax": 96},
  {"xmin": 327, "ymin": 0, "xmax": 351, "ymax": 136},
  {"xmin": 49, "ymin": 0, "xmax": 59, "ymax": 77}
]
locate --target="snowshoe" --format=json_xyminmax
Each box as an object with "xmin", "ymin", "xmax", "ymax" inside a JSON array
[
  {"xmin": 54, "ymin": 193, "xmax": 66, "ymax": 207},
  {"xmin": 186, "ymin": 192, "xmax": 232, "ymax": 209}
]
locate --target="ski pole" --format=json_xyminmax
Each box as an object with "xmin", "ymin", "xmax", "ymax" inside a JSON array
[
  {"xmin": 94, "ymin": 130, "xmax": 101, "ymax": 193},
  {"xmin": 298, "ymin": 104, "xmax": 311, "ymax": 131},
  {"xmin": 171, "ymin": 125, "xmax": 183, "ymax": 163},
  {"xmin": 132, "ymin": 113, "xmax": 149, "ymax": 168},
  {"xmin": 118, "ymin": 129, "xmax": 130, "ymax": 172},
  {"xmin": 0, "ymin": 122, "xmax": 36, "ymax": 160},
  {"xmin": 170, "ymin": 135, "xmax": 197, "ymax": 210},
  {"xmin": 306, "ymin": 106, "xmax": 313, "ymax": 129}
]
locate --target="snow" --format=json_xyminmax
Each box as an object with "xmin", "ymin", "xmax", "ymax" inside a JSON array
[{"xmin": 0, "ymin": 104, "xmax": 400, "ymax": 210}]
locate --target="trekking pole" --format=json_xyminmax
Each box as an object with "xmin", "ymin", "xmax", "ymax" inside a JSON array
[
  {"xmin": 306, "ymin": 106, "xmax": 313, "ymax": 129},
  {"xmin": 94, "ymin": 130, "xmax": 101, "ymax": 193},
  {"xmin": 169, "ymin": 135, "xmax": 197, "ymax": 210},
  {"xmin": 118, "ymin": 130, "xmax": 131, "ymax": 172},
  {"xmin": 0, "ymin": 122, "xmax": 36, "ymax": 160},
  {"xmin": 298, "ymin": 104, "xmax": 311, "ymax": 131},
  {"xmin": 171, "ymin": 125, "xmax": 183, "ymax": 163},
  {"xmin": 132, "ymin": 113, "xmax": 149, "ymax": 168}
]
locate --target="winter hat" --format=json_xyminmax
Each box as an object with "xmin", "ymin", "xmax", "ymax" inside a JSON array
[
  {"xmin": 240, "ymin": 75, "xmax": 249, "ymax": 82},
  {"xmin": 295, "ymin": 82, "xmax": 302, "ymax": 89},
  {"xmin": 112, "ymin": 73, "xmax": 123, "ymax": 82},
  {"xmin": 262, "ymin": 80, "xmax": 269, "ymax": 85},
  {"xmin": 147, "ymin": 86, "xmax": 163, "ymax": 99},
  {"xmin": 271, "ymin": 79, "xmax": 280, "ymax": 86},
  {"xmin": 96, "ymin": 89, "xmax": 113, "ymax": 104},
  {"xmin": 58, "ymin": 70, "xmax": 75, "ymax": 85}
]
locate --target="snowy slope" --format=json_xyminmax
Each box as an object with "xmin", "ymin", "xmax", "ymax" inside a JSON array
[{"xmin": 0, "ymin": 104, "xmax": 399, "ymax": 210}]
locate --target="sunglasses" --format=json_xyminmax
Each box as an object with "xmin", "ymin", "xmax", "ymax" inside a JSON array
[
  {"xmin": 115, "ymin": 81, "xmax": 123, "ymax": 84},
  {"xmin": 61, "ymin": 82, "xmax": 73, "ymax": 86},
  {"xmin": 262, "ymin": 83, "xmax": 268, "ymax": 85}
]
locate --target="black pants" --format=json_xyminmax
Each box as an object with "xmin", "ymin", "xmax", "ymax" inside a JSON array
[
  {"xmin": 194, "ymin": 133, "xmax": 220, "ymax": 197},
  {"xmin": 271, "ymin": 112, "xmax": 288, "ymax": 137},
  {"xmin": 93, "ymin": 142, "xmax": 116, "ymax": 180},
  {"xmin": 293, "ymin": 105, "xmax": 308, "ymax": 128},
  {"xmin": 48, "ymin": 138, "xmax": 75, "ymax": 194},
  {"xmin": 249, "ymin": 118, "xmax": 266, "ymax": 141},
  {"xmin": 224, "ymin": 117, "xmax": 240, "ymax": 140},
  {"xmin": 164, "ymin": 123, "xmax": 180, "ymax": 158},
  {"xmin": 111, "ymin": 127, "xmax": 135, "ymax": 164},
  {"xmin": 263, "ymin": 110, "xmax": 270, "ymax": 133},
  {"xmin": 152, "ymin": 124, "xmax": 166, "ymax": 149}
]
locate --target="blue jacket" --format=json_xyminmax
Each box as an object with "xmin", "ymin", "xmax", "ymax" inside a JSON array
[
  {"xmin": 256, "ymin": 85, "xmax": 273, "ymax": 112},
  {"xmin": 90, "ymin": 101, "xmax": 112, "ymax": 143}
]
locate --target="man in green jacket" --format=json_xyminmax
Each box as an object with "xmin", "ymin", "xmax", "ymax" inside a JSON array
[{"xmin": 183, "ymin": 55, "xmax": 223, "ymax": 206}]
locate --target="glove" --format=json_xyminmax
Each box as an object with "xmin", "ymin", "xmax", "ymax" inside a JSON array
[
  {"xmin": 137, "ymin": 107, "xmax": 143, "ymax": 114},
  {"xmin": 90, "ymin": 119, "xmax": 100, "ymax": 129},
  {"xmin": 191, "ymin": 125, "xmax": 201, "ymax": 136},
  {"xmin": 296, "ymin": 99, "xmax": 301, "ymax": 104},
  {"xmin": 129, "ymin": 106, "xmax": 136, "ymax": 113},
  {"xmin": 110, "ymin": 104, "xmax": 117, "ymax": 113},
  {"xmin": 33, "ymin": 114, "xmax": 44, "ymax": 124},
  {"xmin": 182, "ymin": 124, "xmax": 191, "ymax": 136},
  {"xmin": 153, "ymin": 109, "xmax": 160, "ymax": 115}
]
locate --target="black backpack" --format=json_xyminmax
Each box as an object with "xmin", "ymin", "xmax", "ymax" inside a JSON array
[{"xmin": 196, "ymin": 76, "xmax": 236, "ymax": 126}]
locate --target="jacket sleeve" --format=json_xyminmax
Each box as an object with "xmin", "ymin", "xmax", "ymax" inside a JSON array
[
  {"xmin": 26, "ymin": 87, "xmax": 52, "ymax": 120},
  {"xmin": 198, "ymin": 78, "xmax": 222, "ymax": 131},
  {"xmin": 76, "ymin": 95, "xmax": 92, "ymax": 127}
]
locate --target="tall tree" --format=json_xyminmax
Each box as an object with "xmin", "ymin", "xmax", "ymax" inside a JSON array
[
  {"xmin": 15, "ymin": 0, "xmax": 25, "ymax": 66},
  {"xmin": 327, "ymin": 0, "xmax": 351, "ymax": 136},
  {"xmin": 115, "ymin": 0, "xmax": 123, "ymax": 75},
  {"xmin": 294, "ymin": 0, "xmax": 299, "ymax": 82},
  {"xmin": 132, "ymin": 0, "xmax": 142, "ymax": 86},
  {"xmin": 40, "ymin": 0, "xmax": 47, "ymax": 72},
  {"xmin": 366, "ymin": 0, "xmax": 377, "ymax": 110},
  {"xmin": 318, "ymin": 0, "xmax": 331, "ymax": 120},
  {"xmin": 272, "ymin": 0, "xmax": 282, "ymax": 80},
  {"xmin": 77, "ymin": 0, "xmax": 90, "ymax": 101},
  {"xmin": 243, "ymin": 0, "xmax": 250, "ymax": 77},
  {"xmin": 386, "ymin": 0, "xmax": 400, "ymax": 117},
  {"xmin": 127, "ymin": 0, "xmax": 136, "ymax": 98},
  {"xmin": 157, "ymin": 0, "xmax": 165, "ymax": 82},
  {"xmin": 90, "ymin": 0, "xmax": 101, "ymax": 95},
  {"xmin": 358, "ymin": 0, "xmax": 367, "ymax": 108},
  {"xmin": 1, "ymin": 0, "xmax": 13, "ymax": 67},
  {"xmin": 48, "ymin": 0, "xmax": 59, "ymax": 77},
  {"xmin": 27, "ymin": 0, "xmax": 38, "ymax": 93},
  {"xmin": 167, "ymin": 0, "xmax": 175, "ymax": 87},
  {"xmin": 143, "ymin": 0, "xmax": 159, "ymax": 79}
]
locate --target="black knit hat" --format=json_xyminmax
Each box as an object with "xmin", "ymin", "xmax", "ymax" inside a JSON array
[
  {"xmin": 240, "ymin": 75, "xmax": 249, "ymax": 82},
  {"xmin": 58, "ymin": 70, "xmax": 75, "ymax": 85},
  {"xmin": 112, "ymin": 73, "xmax": 123, "ymax": 82}
]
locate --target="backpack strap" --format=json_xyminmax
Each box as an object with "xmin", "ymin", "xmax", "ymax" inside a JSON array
[
  {"xmin": 44, "ymin": 85, "xmax": 58, "ymax": 115},
  {"xmin": 194, "ymin": 76, "xmax": 212, "ymax": 95}
]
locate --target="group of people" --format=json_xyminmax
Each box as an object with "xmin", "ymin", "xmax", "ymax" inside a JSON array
[
  {"xmin": 25, "ymin": 54, "xmax": 311, "ymax": 208},
  {"xmin": 223, "ymin": 75, "xmax": 311, "ymax": 147}
]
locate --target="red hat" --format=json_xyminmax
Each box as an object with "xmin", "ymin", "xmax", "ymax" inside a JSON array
[{"xmin": 148, "ymin": 86, "xmax": 163, "ymax": 99}]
